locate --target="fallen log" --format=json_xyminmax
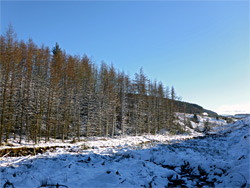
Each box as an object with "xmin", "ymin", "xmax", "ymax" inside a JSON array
[{"xmin": 0, "ymin": 146, "xmax": 64, "ymax": 157}]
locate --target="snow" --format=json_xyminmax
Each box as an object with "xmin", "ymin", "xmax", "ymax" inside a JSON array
[
  {"xmin": 202, "ymin": 112, "xmax": 208, "ymax": 116},
  {"xmin": 0, "ymin": 115, "xmax": 249, "ymax": 188}
]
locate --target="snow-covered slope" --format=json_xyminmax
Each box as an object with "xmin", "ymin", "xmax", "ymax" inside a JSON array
[
  {"xmin": 175, "ymin": 112, "xmax": 230, "ymax": 133},
  {"xmin": 0, "ymin": 117, "xmax": 249, "ymax": 188}
]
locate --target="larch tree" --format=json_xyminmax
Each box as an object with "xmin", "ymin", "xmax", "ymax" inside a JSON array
[{"xmin": 0, "ymin": 26, "xmax": 185, "ymax": 145}]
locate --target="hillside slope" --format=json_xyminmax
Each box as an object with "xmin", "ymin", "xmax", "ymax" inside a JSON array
[{"xmin": 174, "ymin": 100, "xmax": 218, "ymax": 116}]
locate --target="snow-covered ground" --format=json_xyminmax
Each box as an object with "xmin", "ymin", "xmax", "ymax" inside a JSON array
[
  {"xmin": 0, "ymin": 113, "xmax": 229, "ymax": 150},
  {"xmin": 0, "ymin": 115, "xmax": 249, "ymax": 188},
  {"xmin": 175, "ymin": 112, "xmax": 229, "ymax": 132}
]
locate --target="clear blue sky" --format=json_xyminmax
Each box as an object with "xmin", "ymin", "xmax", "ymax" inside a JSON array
[{"xmin": 1, "ymin": 1, "xmax": 249, "ymax": 114}]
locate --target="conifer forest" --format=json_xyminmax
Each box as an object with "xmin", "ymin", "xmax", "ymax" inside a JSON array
[{"xmin": 0, "ymin": 26, "xmax": 182, "ymax": 145}]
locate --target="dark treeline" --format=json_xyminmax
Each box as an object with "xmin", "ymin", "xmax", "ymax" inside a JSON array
[{"xmin": 0, "ymin": 26, "xmax": 182, "ymax": 145}]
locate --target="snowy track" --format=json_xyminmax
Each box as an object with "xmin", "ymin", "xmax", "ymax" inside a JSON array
[{"xmin": 0, "ymin": 118, "xmax": 249, "ymax": 188}]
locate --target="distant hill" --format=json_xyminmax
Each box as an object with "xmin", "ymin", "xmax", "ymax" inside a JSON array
[
  {"xmin": 234, "ymin": 114, "xmax": 250, "ymax": 119},
  {"xmin": 174, "ymin": 100, "xmax": 218, "ymax": 117},
  {"xmin": 128, "ymin": 93, "xmax": 219, "ymax": 117},
  {"xmin": 220, "ymin": 114, "xmax": 250, "ymax": 119}
]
